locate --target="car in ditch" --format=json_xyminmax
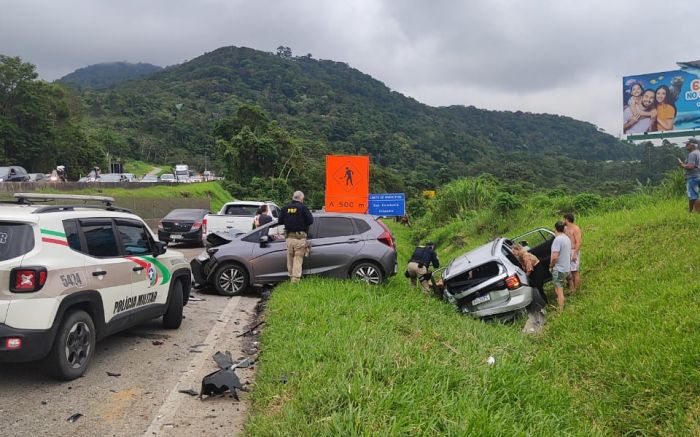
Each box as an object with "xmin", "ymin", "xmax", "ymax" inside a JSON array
[
  {"xmin": 0, "ymin": 193, "xmax": 192, "ymax": 380},
  {"xmin": 440, "ymin": 227, "xmax": 554, "ymax": 319},
  {"xmin": 192, "ymin": 213, "xmax": 398, "ymax": 295}
]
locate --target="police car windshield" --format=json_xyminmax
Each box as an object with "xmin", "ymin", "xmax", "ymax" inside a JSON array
[{"xmin": 0, "ymin": 223, "xmax": 35, "ymax": 261}]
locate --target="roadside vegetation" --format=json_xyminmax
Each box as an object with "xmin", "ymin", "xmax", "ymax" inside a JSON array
[
  {"xmin": 123, "ymin": 160, "xmax": 158, "ymax": 178},
  {"xmin": 37, "ymin": 181, "xmax": 232, "ymax": 211},
  {"xmin": 246, "ymin": 171, "xmax": 699, "ymax": 435}
]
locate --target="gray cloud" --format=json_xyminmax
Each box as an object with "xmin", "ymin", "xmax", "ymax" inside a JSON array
[{"xmin": 0, "ymin": 0, "xmax": 695, "ymax": 134}]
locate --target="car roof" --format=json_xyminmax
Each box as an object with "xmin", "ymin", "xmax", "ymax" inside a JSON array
[
  {"xmin": 443, "ymin": 238, "xmax": 504, "ymax": 279},
  {"xmin": 0, "ymin": 203, "xmax": 143, "ymax": 222}
]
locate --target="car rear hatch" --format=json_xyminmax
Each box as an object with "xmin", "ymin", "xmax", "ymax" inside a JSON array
[{"xmin": 0, "ymin": 218, "xmax": 39, "ymax": 324}]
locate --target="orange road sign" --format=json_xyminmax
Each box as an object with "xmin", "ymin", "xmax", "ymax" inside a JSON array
[{"xmin": 325, "ymin": 155, "xmax": 369, "ymax": 213}]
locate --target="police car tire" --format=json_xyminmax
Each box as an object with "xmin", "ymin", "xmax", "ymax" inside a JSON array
[
  {"xmin": 213, "ymin": 263, "xmax": 249, "ymax": 296},
  {"xmin": 44, "ymin": 310, "xmax": 96, "ymax": 381},
  {"xmin": 163, "ymin": 280, "xmax": 184, "ymax": 329}
]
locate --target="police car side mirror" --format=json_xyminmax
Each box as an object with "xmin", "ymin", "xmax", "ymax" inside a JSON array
[
  {"xmin": 154, "ymin": 241, "xmax": 167, "ymax": 257},
  {"xmin": 259, "ymin": 235, "xmax": 269, "ymax": 247}
]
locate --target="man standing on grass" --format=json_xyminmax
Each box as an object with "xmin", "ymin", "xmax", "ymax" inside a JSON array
[
  {"xmin": 278, "ymin": 191, "xmax": 314, "ymax": 283},
  {"xmin": 678, "ymin": 138, "xmax": 700, "ymax": 212},
  {"xmin": 549, "ymin": 221, "xmax": 571, "ymax": 311},
  {"xmin": 563, "ymin": 213, "xmax": 582, "ymax": 294}
]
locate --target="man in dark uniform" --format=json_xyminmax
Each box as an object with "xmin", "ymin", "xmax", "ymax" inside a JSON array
[
  {"xmin": 277, "ymin": 191, "xmax": 314, "ymax": 283},
  {"xmin": 406, "ymin": 241, "xmax": 439, "ymax": 292}
]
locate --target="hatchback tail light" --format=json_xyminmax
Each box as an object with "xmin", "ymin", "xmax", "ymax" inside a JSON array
[
  {"xmin": 375, "ymin": 220, "xmax": 395, "ymax": 249},
  {"xmin": 157, "ymin": 221, "xmax": 164, "ymax": 230},
  {"xmin": 505, "ymin": 274, "xmax": 521, "ymax": 290},
  {"xmin": 10, "ymin": 267, "xmax": 48, "ymax": 292},
  {"xmin": 191, "ymin": 220, "xmax": 203, "ymax": 230}
]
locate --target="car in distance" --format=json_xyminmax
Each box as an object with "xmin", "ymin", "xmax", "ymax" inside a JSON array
[
  {"xmin": 27, "ymin": 173, "xmax": 48, "ymax": 183},
  {"xmin": 0, "ymin": 193, "xmax": 192, "ymax": 380},
  {"xmin": 192, "ymin": 213, "xmax": 398, "ymax": 295},
  {"xmin": 441, "ymin": 228, "xmax": 554, "ymax": 319},
  {"xmin": 0, "ymin": 166, "xmax": 30, "ymax": 182},
  {"xmin": 160, "ymin": 173, "xmax": 176, "ymax": 183},
  {"xmin": 158, "ymin": 209, "xmax": 208, "ymax": 246}
]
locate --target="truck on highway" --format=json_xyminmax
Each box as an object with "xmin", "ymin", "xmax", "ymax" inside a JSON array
[
  {"xmin": 202, "ymin": 200, "xmax": 280, "ymax": 243},
  {"xmin": 175, "ymin": 164, "xmax": 189, "ymax": 183}
]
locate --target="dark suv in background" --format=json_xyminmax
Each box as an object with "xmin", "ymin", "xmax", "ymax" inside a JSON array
[{"xmin": 192, "ymin": 213, "xmax": 398, "ymax": 295}]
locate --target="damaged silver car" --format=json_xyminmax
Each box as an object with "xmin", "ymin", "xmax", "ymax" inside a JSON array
[{"xmin": 440, "ymin": 228, "xmax": 554, "ymax": 319}]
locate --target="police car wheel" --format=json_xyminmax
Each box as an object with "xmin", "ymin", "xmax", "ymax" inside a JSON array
[
  {"xmin": 163, "ymin": 280, "xmax": 184, "ymax": 329},
  {"xmin": 213, "ymin": 263, "xmax": 249, "ymax": 296},
  {"xmin": 44, "ymin": 310, "xmax": 96, "ymax": 380},
  {"xmin": 351, "ymin": 262, "xmax": 384, "ymax": 285}
]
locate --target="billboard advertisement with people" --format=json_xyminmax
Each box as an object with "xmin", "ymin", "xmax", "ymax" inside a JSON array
[{"xmin": 623, "ymin": 68, "xmax": 700, "ymax": 135}]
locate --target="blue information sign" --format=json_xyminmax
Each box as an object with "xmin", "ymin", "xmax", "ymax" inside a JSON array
[{"xmin": 368, "ymin": 193, "xmax": 405, "ymax": 216}]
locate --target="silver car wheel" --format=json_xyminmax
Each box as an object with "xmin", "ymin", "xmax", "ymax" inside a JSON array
[
  {"xmin": 64, "ymin": 321, "xmax": 91, "ymax": 369},
  {"xmin": 353, "ymin": 264, "xmax": 382, "ymax": 285},
  {"xmin": 219, "ymin": 267, "xmax": 246, "ymax": 292}
]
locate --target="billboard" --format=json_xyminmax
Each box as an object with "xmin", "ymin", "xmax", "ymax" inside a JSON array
[
  {"xmin": 325, "ymin": 155, "xmax": 369, "ymax": 213},
  {"xmin": 623, "ymin": 67, "xmax": 700, "ymax": 135}
]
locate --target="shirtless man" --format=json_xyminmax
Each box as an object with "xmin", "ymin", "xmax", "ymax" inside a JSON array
[{"xmin": 563, "ymin": 213, "xmax": 582, "ymax": 294}]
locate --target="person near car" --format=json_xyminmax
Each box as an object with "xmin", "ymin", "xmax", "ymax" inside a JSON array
[
  {"xmin": 255, "ymin": 204, "xmax": 273, "ymax": 228},
  {"xmin": 563, "ymin": 213, "xmax": 582, "ymax": 294},
  {"xmin": 406, "ymin": 241, "xmax": 440, "ymax": 293},
  {"xmin": 277, "ymin": 191, "xmax": 314, "ymax": 283},
  {"xmin": 678, "ymin": 138, "xmax": 700, "ymax": 213},
  {"xmin": 549, "ymin": 221, "xmax": 572, "ymax": 311}
]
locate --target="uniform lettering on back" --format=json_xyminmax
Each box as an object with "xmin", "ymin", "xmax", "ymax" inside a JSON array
[{"xmin": 288, "ymin": 208, "xmax": 297, "ymax": 213}]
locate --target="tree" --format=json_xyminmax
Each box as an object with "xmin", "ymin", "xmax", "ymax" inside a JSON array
[{"xmin": 275, "ymin": 46, "xmax": 292, "ymax": 58}]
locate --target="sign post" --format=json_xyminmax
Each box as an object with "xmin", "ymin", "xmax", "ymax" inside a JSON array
[
  {"xmin": 368, "ymin": 193, "xmax": 405, "ymax": 216},
  {"xmin": 325, "ymin": 155, "xmax": 369, "ymax": 213}
]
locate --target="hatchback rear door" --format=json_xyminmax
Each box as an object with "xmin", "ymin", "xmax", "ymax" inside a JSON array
[{"xmin": 305, "ymin": 217, "xmax": 365, "ymax": 276}]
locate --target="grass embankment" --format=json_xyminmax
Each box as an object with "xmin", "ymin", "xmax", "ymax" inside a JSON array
[
  {"xmin": 38, "ymin": 181, "xmax": 232, "ymax": 212},
  {"xmin": 123, "ymin": 160, "xmax": 174, "ymax": 177},
  {"xmin": 246, "ymin": 196, "xmax": 700, "ymax": 435}
]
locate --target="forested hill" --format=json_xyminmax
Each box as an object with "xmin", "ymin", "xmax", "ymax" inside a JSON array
[
  {"xmin": 59, "ymin": 62, "xmax": 162, "ymax": 89},
  {"xmin": 73, "ymin": 46, "xmax": 666, "ymax": 194}
]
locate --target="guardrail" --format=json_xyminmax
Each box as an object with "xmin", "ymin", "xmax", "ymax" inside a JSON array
[{"xmin": 0, "ymin": 181, "xmax": 175, "ymax": 193}]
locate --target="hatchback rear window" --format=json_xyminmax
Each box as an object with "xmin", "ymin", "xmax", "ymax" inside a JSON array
[{"xmin": 0, "ymin": 223, "xmax": 35, "ymax": 261}]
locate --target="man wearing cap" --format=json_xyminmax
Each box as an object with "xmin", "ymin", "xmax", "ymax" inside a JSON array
[
  {"xmin": 278, "ymin": 190, "xmax": 314, "ymax": 283},
  {"xmin": 406, "ymin": 242, "xmax": 440, "ymax": 293},
  {"xmin": 678, "ymin": 138, "xmax": 700, "ymax": 212}
]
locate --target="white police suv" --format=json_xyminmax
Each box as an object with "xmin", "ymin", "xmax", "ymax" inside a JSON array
[{"xmin": 0, "ymin": 194, "xmax": 191, "ymax": 380}]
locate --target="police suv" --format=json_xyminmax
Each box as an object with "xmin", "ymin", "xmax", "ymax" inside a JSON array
[{"xmin": 0, "ymin": 194, "xmax": 191, "ymax": 380}]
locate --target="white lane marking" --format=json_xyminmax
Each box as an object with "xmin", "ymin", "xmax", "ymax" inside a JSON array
[{"xmin": 144, "ymin": 296, "xmax": 242, "ymax": 436}]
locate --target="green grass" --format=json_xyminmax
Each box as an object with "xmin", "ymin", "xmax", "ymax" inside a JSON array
[
  {"xmin": 37, "ymin": 181, "xmax": 232, "ymax": 212},
  {"xmin": 246, "ymin": 197, "xmax": 700, "ymax": 436},
  {"xmin": 123, "ymin": 160, "xmax": 158, "ymax": 178}
]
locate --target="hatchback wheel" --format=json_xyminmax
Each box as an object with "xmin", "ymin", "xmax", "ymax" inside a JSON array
[
  {"xmin": 351, "ymin": 262, "xmax": 384, "ymax": 285},
  {"xmin": 44, "ymin": 310, "xmax": 96, "ymax": 380},
  {"xmin": 213, "ymin": 263, "xmax": 249, "ymax": 296}
]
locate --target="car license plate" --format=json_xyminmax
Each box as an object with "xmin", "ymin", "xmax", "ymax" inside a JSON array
[
  {"xmin": 472, "ymin": 294, "xmax": 491, "ymax": 306},
  {"xmin": 171, "ymin": 234, "xmax": 183, "ymax": 240}
]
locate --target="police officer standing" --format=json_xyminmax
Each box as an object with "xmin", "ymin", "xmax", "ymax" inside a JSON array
[
  {"xmin": 278, "ymin": 191, "xmax": 314, "ymax": 283},
  {"xmin": 406, "ymin": 241, "xmax": 440, "ymax": 292}
]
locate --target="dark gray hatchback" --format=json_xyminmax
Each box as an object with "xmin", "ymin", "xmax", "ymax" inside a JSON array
[{"xmin": 191, "ymin": 213, "xmax": 398, "ymax": 295}]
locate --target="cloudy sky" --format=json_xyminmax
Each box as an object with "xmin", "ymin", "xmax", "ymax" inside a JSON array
[{"xmin": 1, "ymin": 0, "xmax": 696, "ymax": 135}]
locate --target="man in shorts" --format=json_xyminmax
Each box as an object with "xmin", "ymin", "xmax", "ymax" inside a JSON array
[
  {"xmin": 678, "ymin": 138, "xmax": 700, "ymax": 212},
  {"xmin": 563, "ymin": 213, "xmax": 582, "ymax": 294},
  {"xmin": 549, "ymin": 221, "xmax": 571, "ymax": 311}
]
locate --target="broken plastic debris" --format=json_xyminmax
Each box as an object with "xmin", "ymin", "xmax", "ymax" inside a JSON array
[
  {"xmin": 178, "ymin": 389, "xmax": 199, "ymax": 397},
  {"xmin": 106, "ymin": 371, "xmax": 121, "ymax": 377},
  {"xmin": 487, "ymin": 356, "xmax": 496, "ymax": 365},
  {"xmin": 152, "ymin": 340, "xmax": 164, "ymax": 346},
  {"xmin": 67, "ymin": 413, "xmax": 83, "ymax": 423}
]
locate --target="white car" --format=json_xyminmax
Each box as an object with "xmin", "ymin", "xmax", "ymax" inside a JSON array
[
  {"xmin": 0, "ymin": 193, "xmax": 191, "ymax": 380},
  {"xmin": 202, "ymin": 200, "xmax": 281, "ymax": 242},
  {"xmin": 160, "ymin": 173, "xmax": 176, "ymax": 183}
]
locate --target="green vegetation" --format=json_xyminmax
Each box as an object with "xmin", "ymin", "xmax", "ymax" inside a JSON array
[
  {"xmin": 58, "ymin": 61, "xmax": 162, "ymax": 90},
  {"xmin": 246, "ymin": 174, "xmax": 698, "ymax": 435},
  {"xmin": 37, "ymin": 181, "xmax": 232, "ymax": 212},
  {"xmin": 123, "ymin": 160, "xmax": 158, "ymax": 178},
  {"xmin": 63, "ymin": 46, "xmax": 681, "ymax": 199}
]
